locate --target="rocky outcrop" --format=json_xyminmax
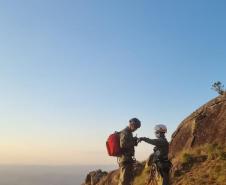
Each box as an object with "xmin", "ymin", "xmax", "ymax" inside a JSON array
[
  {"xmin": 82, "ymin": 92, "xmax": 226, "ymax": 185},
  {"xmin": 81, "ymin": 162, "xmax": 145, "ymax": 185},
  {"xmin": 170, "ymin": 92, "xmax": 226, "ymax": 158},
  {"xmin": 82, "ymin": 170, "xmax": 108, "ymax": 185}
]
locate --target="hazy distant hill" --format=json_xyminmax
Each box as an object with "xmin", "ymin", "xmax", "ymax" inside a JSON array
[{"xmin": 0, "ymin": 165, "xmax": 114, "ymax": 185}]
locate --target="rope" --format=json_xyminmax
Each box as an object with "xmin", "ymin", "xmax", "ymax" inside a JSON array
[{"xmin": 145, "ymin": 163, "xmax": 160, "ymax": 185}]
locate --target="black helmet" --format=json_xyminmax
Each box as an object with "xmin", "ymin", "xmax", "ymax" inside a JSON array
[{"xmin": 129, "ymin": 118, "xmax": 141, "ymax": 128}]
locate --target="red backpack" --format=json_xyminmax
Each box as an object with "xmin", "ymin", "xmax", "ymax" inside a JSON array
[{"xmin": 106, "ymin": 132, "xmax": 122, "ymax": 157}]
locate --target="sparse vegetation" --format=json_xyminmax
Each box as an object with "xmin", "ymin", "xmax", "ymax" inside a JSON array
[
  {"xmin": 211, "ymin": 81, "xmax": 225, "ymax": 95},
  {"xmin": 206, "ymin": 143, "xmax": 226, "ymax": 160},
  {"xmin": 171, "ymin": 144, "xmax": 226, "ymax": 185},
  {"xmin": 133, "ymin": 165, "xmax": 162, "ymax": 185},
  {"xmin": 182, "ymin": 153, "xmax": 193, "ymax": 164}
]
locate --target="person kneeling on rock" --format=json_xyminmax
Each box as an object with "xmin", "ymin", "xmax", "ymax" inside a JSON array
[{"xmin": 138, "ymin": 124, "xmax": 171, "ymax": 185}]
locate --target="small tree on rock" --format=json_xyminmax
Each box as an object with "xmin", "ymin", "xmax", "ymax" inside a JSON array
[{"xmin": 211, "ymin": 81, "xmax": 225, "ymax": 95}]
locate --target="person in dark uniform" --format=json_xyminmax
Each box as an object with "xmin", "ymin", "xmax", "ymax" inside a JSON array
[
  {"xmin": 118, "ymin": 118, "xmax": 141, "ymax": 185},
  {"xmin": 138, "ymin": 124, "xmax": 171, "ymax": 185}
]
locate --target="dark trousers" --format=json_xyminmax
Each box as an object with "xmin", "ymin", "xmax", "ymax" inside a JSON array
[
  {"xmin": 118, "ymin": 162, "xmax": 133, "ymax": 185},
  {"xmin": 159, "ymin": 168, "xmax": 170, "ymax": 185}
]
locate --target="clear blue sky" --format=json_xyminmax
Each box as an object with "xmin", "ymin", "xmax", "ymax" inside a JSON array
[{"xmin": 0, "ymin": 0, "xmax": 225, "ymax": 165}]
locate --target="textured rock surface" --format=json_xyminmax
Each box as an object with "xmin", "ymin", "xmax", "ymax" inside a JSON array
[
  {"xmin": 82, "ymin": 169, "xmax": 108, "ymax": 185},
  {"xmin": 170, "ymin": 92, "xmax": 226, "ymax": 158}
]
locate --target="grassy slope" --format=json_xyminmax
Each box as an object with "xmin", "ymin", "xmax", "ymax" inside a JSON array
[
  {"xmin": 133, "ymin": 165, "xmax": 162, "ymax": 185},
  {"xmin": 132, "ymin": 159, "xmax": 226, "ymax": 185},
  {"xmin": 132, "ymin": 145, "xmax": 226, "ymax": 185},
  {"xmin": 173, "ymin": 158, "xmax": 226, "ymax": 185}
]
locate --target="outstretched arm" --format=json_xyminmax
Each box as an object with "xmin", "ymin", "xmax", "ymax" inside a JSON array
[{"xmin": 139, "ymin": 137, "xmax": 164, "ymax": 146}]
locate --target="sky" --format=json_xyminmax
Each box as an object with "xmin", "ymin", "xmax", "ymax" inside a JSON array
[{"xmin": 0, "ymin": 0, "xmax": 226, "ymax": 165}]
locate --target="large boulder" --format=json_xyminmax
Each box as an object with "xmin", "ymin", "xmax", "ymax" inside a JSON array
[{"xmin": 170, "ymin": 92, "xmax": 226, "ymax": 158}]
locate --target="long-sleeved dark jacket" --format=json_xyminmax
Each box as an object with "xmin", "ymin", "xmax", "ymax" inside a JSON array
[
  {"xmin": 118, "ymin": 127, "xmax": 136, "ymax": 164},
  {"xmin": 142, "ymin": 136, "xmax": 169, "ymax": 162}
]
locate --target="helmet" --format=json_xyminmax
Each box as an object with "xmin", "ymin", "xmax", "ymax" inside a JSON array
[
  {"xmin": 129, "ymin": 118, "xmax": 141, "ymax": 128},
  {"xmin": 154, "ymin": 124, "xmax": 167, "ymax": 133}
]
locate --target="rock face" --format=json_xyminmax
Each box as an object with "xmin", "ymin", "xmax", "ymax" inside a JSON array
[{"xmin": 170, "ymin": 92, "xmax": 226, "ymax": 158}]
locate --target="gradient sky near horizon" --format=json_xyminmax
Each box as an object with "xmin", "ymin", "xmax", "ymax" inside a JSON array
[{"xmin": 0, "ymin": 0, "xmax": 226, "ymax": 165}]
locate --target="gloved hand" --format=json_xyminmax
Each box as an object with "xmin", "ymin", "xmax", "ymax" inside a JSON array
[{"xmin": 133, "ymin": 137, "xmax": 139, "ymax": 146}]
